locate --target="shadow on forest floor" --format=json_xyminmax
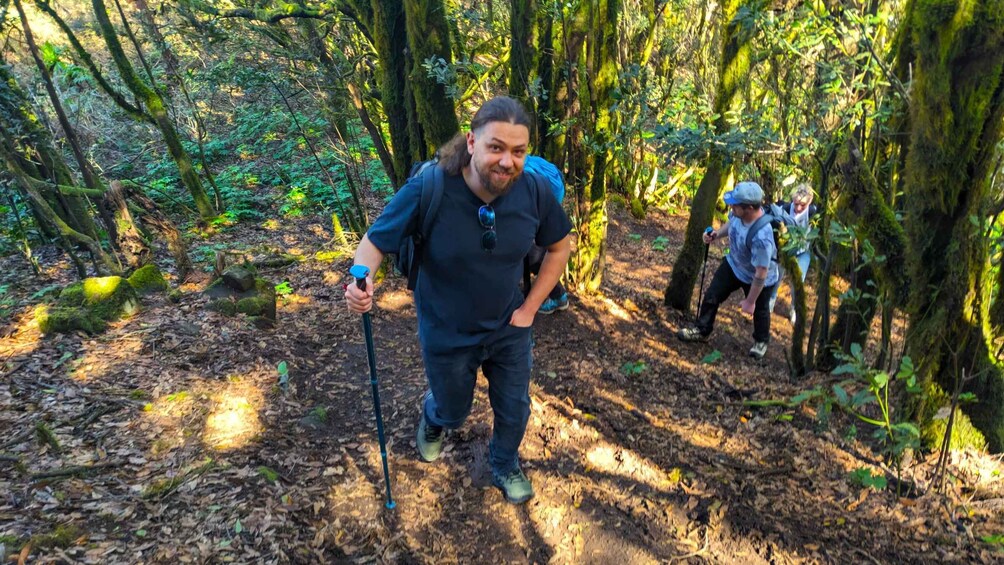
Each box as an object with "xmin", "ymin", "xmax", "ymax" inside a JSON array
[{"xmin": 0, "ymin": 207, "xmax": 1001, "ymax": 563}]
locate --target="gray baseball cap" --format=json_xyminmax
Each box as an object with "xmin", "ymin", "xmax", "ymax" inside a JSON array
[{"xmin": 723, "ymin": 181, "xmax": 764, "ymax": 205}]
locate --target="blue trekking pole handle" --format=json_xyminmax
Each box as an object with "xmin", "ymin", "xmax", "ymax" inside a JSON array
[{"xmin": 349, "ymin": 264, "xmax": 396, "ymax": 509}]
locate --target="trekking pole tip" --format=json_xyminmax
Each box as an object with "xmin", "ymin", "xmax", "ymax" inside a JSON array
[{"xmin": 385, "ymin": 500, "xmax": 396, "ymax": 509}]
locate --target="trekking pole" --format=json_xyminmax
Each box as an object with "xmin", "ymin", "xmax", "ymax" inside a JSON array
[
  {"xmin": 696, "ymin": 226, "xmax": 714, "ymax": 321},
  {"xmin": 349, "ymin": 264, "xmax": 396, "ymax": 509}
]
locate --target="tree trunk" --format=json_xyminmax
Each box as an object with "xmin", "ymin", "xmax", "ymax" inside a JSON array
[
  {"xmin": 509, "ymin": 0, "xmax": 535, "ymax": 105},
  {"xmin": 370, "ymin": 0, "xmax": 416, "ymax": 182},
  {"xmin": 105, "ymin": 181, "xmax": 151, "ymax": 269},
  {"xmin": 665, "ymin": 0, "xmax": 758, "ymax": 311},
  {"xmin": 572, "ymin": 0, "xmax": 619, "ymax": 292},
  {"xmin": 118, "ymin": 181, "xmax": 193, "ymax": 280},
  {"xmin": 91, "ymin": 0, "xmax": 217, "ymax": 220},
  {"xmin": 900, "ymin": 0, "xmax": 1004, "ymax": 451},
  {"xmin": 403, "ymin": 0, "xmax": 459, "ymax": 153}
]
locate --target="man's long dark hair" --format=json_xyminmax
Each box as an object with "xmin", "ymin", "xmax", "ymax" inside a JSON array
[{"xmin": 438, "ymin": 96, "xmax": 533, "ymax": 175}]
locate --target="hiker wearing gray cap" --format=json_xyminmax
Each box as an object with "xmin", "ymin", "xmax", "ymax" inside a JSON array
[{"xmin": 677, "ymin": 181, "xmax": 779, "ymax": 360}]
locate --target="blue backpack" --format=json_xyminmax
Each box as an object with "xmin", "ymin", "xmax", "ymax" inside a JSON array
[
  {"xmin": 395, "ymin": 156, "xmax": 565, "ymax": 291},
  {"xmin": 745, "ymin": 203, "xmax": 798, "ymax": 261}
]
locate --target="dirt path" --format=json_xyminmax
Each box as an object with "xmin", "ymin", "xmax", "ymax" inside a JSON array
[{"xmin": 1, "ymin": 206, "xmax": 1001, "ymax": 563}]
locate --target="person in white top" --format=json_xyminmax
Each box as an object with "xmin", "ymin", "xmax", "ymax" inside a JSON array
[{"xmin": 769, "ymin": 183, "xmax": 818, "ymax": 322}]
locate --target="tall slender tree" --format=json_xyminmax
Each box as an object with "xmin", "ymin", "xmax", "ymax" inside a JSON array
[{"xmin": 664, "ymin": 0, "xmax": 761, "ymax": 311}]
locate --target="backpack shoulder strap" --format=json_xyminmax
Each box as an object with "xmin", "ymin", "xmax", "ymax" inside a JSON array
[
  {"xmin": 419, "ymin": 164, "xmax": 445, "ymax": 240},
  {"xmin": 521, "ymin": 171, "xmax": 547, "ymax": 297},
  {"xmin": 407, "ymin": 165, "xmax": 445, "ymax": 290},
  {"xmin": 745, "ymin": 208, "xmax": 773, "ymax": 251}
]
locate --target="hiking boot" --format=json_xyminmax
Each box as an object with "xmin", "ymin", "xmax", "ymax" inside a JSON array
[
  {"xmin": 676, "ymin": 327, "xmax": 710, "ymax": 342},
  {"xmin": 492, "ymin": 466, "xmax": 534, "ymax": 504},
  {"xmin": 416, "ymin": 416, "xmax": 445, "ymax": 462},
  {"xmin": 538, "ymin": 293, "xmax": 569, "ymax": 314},
  {"xmin": 749, "ymin": 341, "xmax": 768, "ymax": 360}
]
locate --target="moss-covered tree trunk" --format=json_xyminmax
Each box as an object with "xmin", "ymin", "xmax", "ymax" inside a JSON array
[
  {"xmin": 571, "ymin": 0, "xmax": 619, "ymax": 292},
  {"xmin": 534, "ymin": 6, "xmax": 555, "ymax": 154},
  {"xmin": 900, "ymin": 0, "xmax": 1004, "ymax": 451},
  {"xmin": 403, "ymin": 0, "xmax": 459, "ymax": 154},
  {"xmin": 92, "ymin": 0, "xmax": 217, "ymax": 220},
  {"xmin": 0, "ymin": 51, "xmax": 100, "ymax": 242},
  {"xmin": 509, "ymin": 0, "xmax": 535, "ymax": 107},
  {"xmin": 665, "ymin": 0, "xmax": 757, "ymax": 311},
  {"xmin": 370, "ymin": 0, "xmax": 415, "ymax": 183}
]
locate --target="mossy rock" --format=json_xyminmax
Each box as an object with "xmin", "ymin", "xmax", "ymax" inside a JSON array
[
  {"xmin": 35, "ymin": 304, "xmax": 106, "ymax": 334},
  {"xmin": 38, "ymin": 276, "xmax": 139, "ymax": 335},
  {"xmin": 168, "ymin": 289, "xmax": 183, "ymax": 303},
  {"xmin": 127, "ymin": 264, "xmax": 169, "ymax": 295},
  {"xmin": 208, "ymin": 298, "xmax": 237, "ymax": 316},
  {"xmin": 205, "ymin": 277, "xmax": 275, "ymax": 327},
  {"xmin": 222, "ymin": 265, "xmax": 256, "ymax": 292}
]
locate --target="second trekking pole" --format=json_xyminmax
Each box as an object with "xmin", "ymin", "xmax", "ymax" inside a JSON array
[
  {"xmin": 696, "ymin": 226, "xmax": 714, "ymax": 321},
  {"xmin": 349, "ymin": 264, "xmax": 396, "ymax": 510}
]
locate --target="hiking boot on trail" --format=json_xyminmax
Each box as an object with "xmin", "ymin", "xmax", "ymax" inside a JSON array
[
  {"xmin": 676, "ymin": 327, "xmax": 710, "ymax": 342},
  {"xmin": 492, "ymin": 466, "xmax": 534, "ymax": 504},
  {"xmin": 538, "ymin": 292, "xmax": 569, "ymax": 314},
  {"xmin": 416, "ymin": 416, "xmax": 445, "ymax": 462},
  {"xmin": 749, "ymin": 341, "xmax": 768, "ymax": 360}
]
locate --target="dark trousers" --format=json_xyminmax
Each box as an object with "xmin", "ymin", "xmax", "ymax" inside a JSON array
[
  {"xmin": 696, "ymin": 261, "xmax": 776, "ymax": 343},
  {"xmin": 422, "ymin": 324, "xmax": 533, "ymax": 474},
  {"xmin": 527, "ymin": 244, "xmax": 565, "ymax": 299}
]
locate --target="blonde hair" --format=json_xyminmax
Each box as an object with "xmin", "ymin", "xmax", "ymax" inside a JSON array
[{"xmin": 791, "ymin": 183, "xmax": 814, "ymax": 205}]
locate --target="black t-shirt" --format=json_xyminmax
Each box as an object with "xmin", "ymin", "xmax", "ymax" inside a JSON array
[{"xmin": 367, "ymin": 170, "xmax": 572, "ymax": 351}]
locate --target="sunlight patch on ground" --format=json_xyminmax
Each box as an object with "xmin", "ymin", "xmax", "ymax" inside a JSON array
[
  {"xmin": 585, "ymin": 444, "xmax": 673, "ymax": 490},
  {"xmin": 69, "ymin": 336, "xmax": 143, "ymax": 381},
  {"xmin": 377, "ymin": 289, "xmax": 415, "ymax": 312},
  {"xmin": 0, "ymin": 305, "xmax": 43, "ymax": 356},
  {"xmin": 592, "ymin": 293, "xmax": 633, "ymax": 321},
  {"xmin": 278, "ymin": 294, "xmax": 313, "ymax": 313},
  {"xmin": 202, "ymin": 379, "xmax": 264, "ymax": 450}
]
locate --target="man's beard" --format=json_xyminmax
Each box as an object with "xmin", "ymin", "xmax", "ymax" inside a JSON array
[{"xmin": 475, "ymin": 160, "xmax": 519, "ymax": 196}]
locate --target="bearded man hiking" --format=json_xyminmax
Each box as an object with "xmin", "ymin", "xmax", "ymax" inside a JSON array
[
  {"xmin": 344, "ymin": 96, "xmax": 572, "ymax": 504},
  {"xmin": 677, "ymin": 181, "xmax": 779, "ymax": 360}
]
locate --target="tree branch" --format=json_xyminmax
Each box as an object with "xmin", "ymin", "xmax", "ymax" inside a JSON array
[{"xmin": 33, "ymin": 0, "xmax": 154, "ymax": 124}]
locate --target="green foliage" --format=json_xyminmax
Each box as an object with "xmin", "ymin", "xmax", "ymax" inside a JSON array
[
  {"xmin": 794, "ymin": 344, "xmax": 922, "ymax": 490},
  {"xmin": 620, "ymin": 361, "xmax": 648, "ymax": 376},
  {"xmin": 651, "ymin": 236, "xmax": 670, "ymax": 251},
  {"xmin": 257, "ymin": 466, "xmax": 280, "ymax": 483},
  {"xmin": 848, "ymin": 467, "xmax": 887, "ymax": 491},
  {"xmin": 274, "ymin": 281, "xmax": 293, "ymax": 296},
  {"xmin": 982, "ymin": 534, "xmax": 1004, "ymax": 551},
  {"xmin": 701, "ymin": 350, "xmax": 722, "ymax": 364}
]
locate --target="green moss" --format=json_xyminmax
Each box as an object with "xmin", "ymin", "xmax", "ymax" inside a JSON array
[
  {"xmin": 208, "ymin": 298, "xmax": 237, "ymax": 316},
  {"xmin": 236, "ymin": 296, "xmax": 269, "ymax": 316},
  {"xmin": 57, "ymin": 283, "xmax": 86, "ymax": 306},
  {"xmin": 35, "ymin": 304, "xmax": 106, "ymax": 335},
  {"xmin": 168, "ymin": 289, "xmax": 182, "ymax": 303},
  {"xmin": 31, "ymin": 523, "xmax": 83, "ymax": 549},
  {"xmin": 920, "ymin": 382, "xmax": 988, "ymax": 451},
  {"xmin": 0, "ymin": 534, "xmax": 24, "ymax": 550},
  {"xmin": 127, "ymin": 264, "xmax": 168, "ymax": 294},
  {"xmin": 629, "ymin": 198, "xmax": 646, "ymax": 219}
]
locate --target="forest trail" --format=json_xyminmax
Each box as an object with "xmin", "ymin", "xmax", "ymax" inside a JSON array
[{"xmin": 1, "ymin": 204, "xmax": 1002, "ymax": 564}]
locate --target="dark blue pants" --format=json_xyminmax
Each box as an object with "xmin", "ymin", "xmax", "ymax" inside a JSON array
[
  {"xmin": 422, "ymin": 324, "xmax": 533, "ymax": 474},
  {"xmin": 696, "ymin": 261, "xmax": 776, "ymax": 343}
]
